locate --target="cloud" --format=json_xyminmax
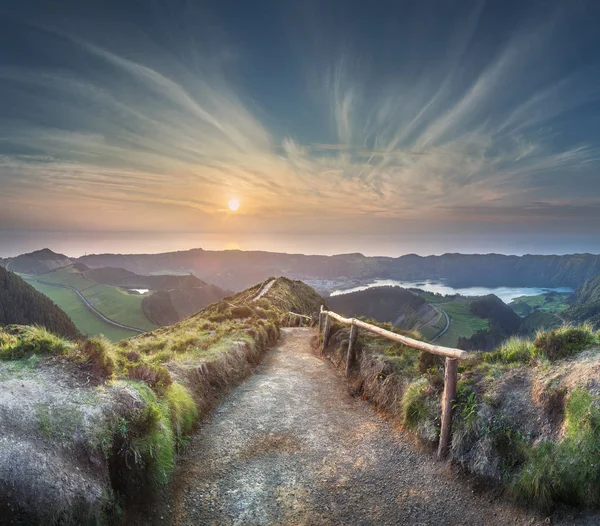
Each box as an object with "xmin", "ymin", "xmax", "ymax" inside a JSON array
[{"xmin": 0, "ymin": 0, "xmax": 599, "ymax": 236}]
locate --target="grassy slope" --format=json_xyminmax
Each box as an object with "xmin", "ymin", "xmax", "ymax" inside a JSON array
[
  {"xmin": 23, "ymin": 265, "xmax": 158, "ymax": 334},
  {"xmin": 24, "ymin": 280, "xmax": 138, "ymax": 341},
  {"xmin": 0, "ymin": 277, "xmax": 324, "ymax": 522},
  {"xmin": 509, "ymin": 292, "xmax": 571, "ymax": 316},
  {"xmin": 418, "ymin": 292, "xmax": 489, "ymax": 346}
]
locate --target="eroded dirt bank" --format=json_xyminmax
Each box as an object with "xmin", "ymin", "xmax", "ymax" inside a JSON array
[{"xmin": 148, "ymin": 328, "xmax": 599, "ymax": 525}]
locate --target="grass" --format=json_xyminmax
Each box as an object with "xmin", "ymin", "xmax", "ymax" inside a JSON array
[
  {"xmin": 533, "ymin": 324, "xmax": 598, "ymax": 361},
  {"xmin": 483, "ymin": 337, "xmax": 535, "ymax": 364},
  {"xmin": 419, "ymin": 292, "xmax": 489, "ymax": 347},
  {"xmin": 23, "ymin": 278, "xmax": 143, "ymax": 341},
  {"xmin": 0, "ymin": 325, "xmax": 74, "ymax": 360},
  {"xmin": 22, "ymin": 265, "xmax": 158, "ymax": 336},
  {"xmin": 509, "ymin": 292, "xmax": 571, "ymax": 317},
  {"xmin": 514, "ymin": 388, "xmax": 600, "ymax": 507}
]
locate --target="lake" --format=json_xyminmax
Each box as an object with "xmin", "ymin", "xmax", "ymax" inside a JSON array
[{"xmin": 330, "ymin": 279, "xmax": 574, "ymax": 304}]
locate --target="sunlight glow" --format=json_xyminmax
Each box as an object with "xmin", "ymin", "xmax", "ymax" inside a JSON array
[{"xmin": 228, "ymin": 198, "xmax": 240, "ymax": 212}]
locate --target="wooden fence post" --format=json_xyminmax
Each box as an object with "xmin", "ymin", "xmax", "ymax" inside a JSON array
[
  {"xmin": 318, "ymin": 306, "xmax": 324, "ymax": 341},
  {"xmin": 345, "ymin": 322, "xmax": 358, "ymax": 377},
  {"xmin": 437, "ymin": 357, "xmax": 458, "ymax": 459},
  {"xmin": 321, "ymin": 314, "xmax": 331, "ymax": 352}
]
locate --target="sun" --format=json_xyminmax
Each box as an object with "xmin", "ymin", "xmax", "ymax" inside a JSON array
[{"xmin": 227, "ymin": 198, "xmax": 240, "ymax": 212}]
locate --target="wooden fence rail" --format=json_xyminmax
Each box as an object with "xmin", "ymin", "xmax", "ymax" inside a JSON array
[
  {"xmin": 288, "ymin": 311, "xmax": 313, "ymax": 326},
  {"xmin": 318, "ymin": 306, "xmax": 468, "ymax": 459}
]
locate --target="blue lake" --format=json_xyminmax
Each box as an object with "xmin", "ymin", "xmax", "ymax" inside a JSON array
[{"xmin": 330, "ymin": 279, "xmax": 574, "ymax": 304}]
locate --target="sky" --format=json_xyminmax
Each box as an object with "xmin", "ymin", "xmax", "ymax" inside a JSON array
[{"xmin": 1, "ymin": 0, "xmax": 599, "ymax": 257}]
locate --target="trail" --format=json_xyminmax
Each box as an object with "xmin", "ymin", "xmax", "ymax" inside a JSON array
[
  {"xmin": 150, "ymin": 328, "xmax": 596, "ymax": 525},
  {"xmin": 248, "ymin": 278, "xmax": 276, "ymax": 302},
  {"xmin": 28, "ymin": 279, "xmax": 145, "ymax": 334}
]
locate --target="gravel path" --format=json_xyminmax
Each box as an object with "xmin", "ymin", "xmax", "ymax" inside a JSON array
[{"xmin": 152, "ymin": 328, "xmax": 599, "ymax": 525}]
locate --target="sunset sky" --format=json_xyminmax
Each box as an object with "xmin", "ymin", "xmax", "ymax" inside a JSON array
[{"xmin": 1, "ymin": 0, "xmax": 599, "ymax": 256}]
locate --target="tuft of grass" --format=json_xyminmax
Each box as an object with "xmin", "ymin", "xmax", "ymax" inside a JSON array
[
  {"xmin": 401, "ymin": 378, "xmax": 430, "ymax": 429},
  {"xmin": 165, "ymin": 383, "xmax": 198, "ymax": 448},
  {"xmin": 533, "ymin": 325, "xmax": 597, "ymax": 361},
  {"xmin": 0, "ymin": 325, "xmax": 74, "ymax": 360},
  {"xmin": 78, "ymin": 338, "xmax": 116, "ymax": 379},
  {"xmin": 127, "ymin": 363, "xmax": 172, "ymax": 394},
  {"xmin": 514, "ymin": 388, "xmax": 600, "ymax": 507},
  {"xmin": 116, "ymin": 382, "xmax": 176, "ymax": 486},
  {"xmin": 484, "ymin": 337, "xmax": 535, "ymax": 365}
]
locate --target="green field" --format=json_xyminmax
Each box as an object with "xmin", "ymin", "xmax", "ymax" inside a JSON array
[
  {"xmin": 31, "ymin": 266, "xmax": 157, "ymax": 332},
  {"xmin": 417, "ymin": 292, "xmax": 489, "ymax": 347},
  {"xmin": 19, "ymin": 266, "xmax": 158, "ymax": 340},
  {"xmin": 509, "ymin": 292, "xmax": 571, "ymax": 316},
  {"xmin": 23, "ymin": 280, "xmax": 139, "ymax": 341}
]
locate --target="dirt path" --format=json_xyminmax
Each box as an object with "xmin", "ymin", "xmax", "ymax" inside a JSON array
[
  {"xmin": 155, "ymin": 328, "xmax": 597, "ymax": 525},
  {"xmin": 248, "ymin": 278, "xmax": 276, "ymax": 302}
]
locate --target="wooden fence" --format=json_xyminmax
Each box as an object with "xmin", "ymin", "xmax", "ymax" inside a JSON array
[
  {"xmin": 288, "ymin": 311, "xmax": 312, "ymax": 326},
  {"xmin": 317, "ymin": 306, "xmax": 468, "ymax": 459}
]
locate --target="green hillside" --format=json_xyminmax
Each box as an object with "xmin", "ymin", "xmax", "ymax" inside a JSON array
[
  {"xmin": 509, "ymin": 291, "xmax": 571, "ymax": 317},
  {"xmin": 563, "ymin": 274, "xmax": 600, "ymax": 327},
  {"xmin": 24, "ymin": 280, "xmax": 139, "ymax": 341},
  {"xmin": 328, "ymin": 286, "xmax": 440, "ymax": 335},
  {"xmin": 0, "ymin": 266, "xmax": 80, "ymax": 339},
  {"xmin": 22, "ymin": 265, "xmax": 157, "ymax": 340},
  {"xmin": 417, "ymin": 292, "xmax": 489, "ymax": 347}
]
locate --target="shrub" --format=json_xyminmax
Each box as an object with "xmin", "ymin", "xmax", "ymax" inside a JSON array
[
  {"xmin": 533, "ymin": 325, "xmax": 597, "ymax": 361},
  {"xmin": 127, "ymin": 363, "xmax": 172, "ymax": 394},
  {"xmin": 418, "ymin": 351, "xmax": 443, "ymax": 373},
  {"xmin": 79, "ymin": 338, "xmax": 115, "ymax": 379},
  {"xmin": 229, "ymin": 305, "xmax": 254, "ymax": 319},
  {"xmin": 0, "ymin": 325, "xmax": 73, "ymax": 360},
  {"xmin": 484, "ymin": 337, "xmax": 535, "ymax": 364},
  {"xmin": 401, "ymin": 378, "xmax": 430, "ymax": 429}
]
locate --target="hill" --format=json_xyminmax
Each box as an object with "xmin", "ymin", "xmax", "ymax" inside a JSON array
[
  {"xmin": 82, "ymin": 266, "xmax": 230, "ymax": 325},
  {"xmin": 457, "ymin": 294, "xmax": 522, "ymax": 351},
  {"xmin": 2, "ymin": 248, "xmax": 72, "ymax": 275},
  {"xmin": 0, "ymin": 277, "xmax": 323, "ymax": 523},
  {"xmin": 329, "ymin": 287, "xmax": 562, "ymax": 351},
  {"xmin": 0, "ymin": 266, "xmax": 80, "ymax": 339},
  {"xmin": 328, "ymin": 286, "xmax": 439, "ymax": 333},
  {"xmin": 18, "ymin": 264, "xmax": 230, "ymax": 340},
  {"xmin": 76, "ymin": 249, "xmax": 600, "ymax": 291},
  {"xmin": 563, "ymin": 274, "xmax": 600, "ymax": 327}
]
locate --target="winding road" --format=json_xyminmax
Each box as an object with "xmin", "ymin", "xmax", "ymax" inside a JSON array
[{"xmin": 430, "ymin": 305, "xmax": 451, "ymax": 343}]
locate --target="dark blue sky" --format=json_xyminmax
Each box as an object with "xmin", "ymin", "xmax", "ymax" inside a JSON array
[{"xmin": 0, "ymin": 0, "xmax": 599, "ymax": 254}]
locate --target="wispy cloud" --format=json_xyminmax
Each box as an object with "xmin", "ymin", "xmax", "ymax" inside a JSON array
[{"xmin": 0, "ymin": 0, "xmax": 599, "ymax": 235}]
